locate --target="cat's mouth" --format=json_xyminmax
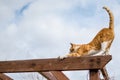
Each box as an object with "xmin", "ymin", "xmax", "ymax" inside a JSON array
[
  {"xmin": 69, "ymin": 49, "xmax": 74, "ymax": 53},
  {"xmin": 69, "ymin": 50, "xmax": 76, "ymax": 54}
]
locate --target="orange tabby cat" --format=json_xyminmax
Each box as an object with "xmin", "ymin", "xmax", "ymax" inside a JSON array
[{"xmin": 64, "ymin": 6, "xmax": 114, "ymax": 58}]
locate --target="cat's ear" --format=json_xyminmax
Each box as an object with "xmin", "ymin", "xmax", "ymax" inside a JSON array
[{"xmin": 70, "ymin": 43, "xmax": 73, "ymax": 46}]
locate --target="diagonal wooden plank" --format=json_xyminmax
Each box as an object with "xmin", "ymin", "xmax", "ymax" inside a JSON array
[
  {"xmin": 101, "ymin": 67, "xmax": 109, "ymax": 80},
  {"xmin": 39, "ymin": 72, "xmax": 57, "ymax": 80},
  {"xmin": 0, "ymin": 55, "xmax": 112, "ymax": 73},
  {"xmin": 0, "ymin": 73, "xmax": 13, "ymax": 80},
  {"xmin": 39, "ymin": 71, "xmax": 69, "ymax": 80},
  {"xmin": 51, "ymin": 71, "xmax": 69, "ymax": 80}
]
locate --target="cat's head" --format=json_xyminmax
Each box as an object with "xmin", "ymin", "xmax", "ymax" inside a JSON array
[{"xmin": 69, "ymin": 43, "xmax": 81, "ymax": 53}]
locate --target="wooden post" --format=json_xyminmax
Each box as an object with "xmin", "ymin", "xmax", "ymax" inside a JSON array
[{"xmin": 89, "ymin": 69, "xmax": 100, "ymax": 80}]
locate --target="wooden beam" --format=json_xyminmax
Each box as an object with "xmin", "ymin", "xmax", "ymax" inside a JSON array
[
  {"xmin": 0, "ymin": 55, "xmax": 112, "ymax": 73},
  {"xmin": 89, "ymin": 69, "xmax": 100, "ymax": 80},
  {"xmin": 0, "ymin": 73, "xmax": 13, "ymax": 80}
]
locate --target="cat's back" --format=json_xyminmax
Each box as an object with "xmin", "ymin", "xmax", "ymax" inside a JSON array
[{"xmin": 93, "ymin": 27, "xmax": 114, "ymax": 42}]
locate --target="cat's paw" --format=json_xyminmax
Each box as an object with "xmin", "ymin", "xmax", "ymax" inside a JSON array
[{"xmin": 58, "ymin": 56, "xmax": 66, "ymax": 60}]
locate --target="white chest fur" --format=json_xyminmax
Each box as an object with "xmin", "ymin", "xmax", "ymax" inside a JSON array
[
  {"xmin": 101, "ymin": 40, "xmax": 112, "ymax": 51},
  {"xmin": 88, "ymin": 40, "xmax": 112, "ymax": 56}
]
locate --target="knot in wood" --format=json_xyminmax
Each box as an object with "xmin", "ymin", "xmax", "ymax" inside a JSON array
[{"xmin": 31, "ymin": 63, "xmax": 36, "ymax": 67}]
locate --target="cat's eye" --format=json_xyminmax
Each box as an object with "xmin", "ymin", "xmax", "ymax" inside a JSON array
[{"xmin": 70, "ymin": 48, "xmax": 74, "ymax": 52}]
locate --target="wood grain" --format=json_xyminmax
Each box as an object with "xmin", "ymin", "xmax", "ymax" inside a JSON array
[{"xmin": 0, "ymin": 55, "xmax": 111, "ymax": 73}]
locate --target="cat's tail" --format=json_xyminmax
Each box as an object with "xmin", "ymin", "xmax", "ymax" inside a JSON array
[{"xmin": 103, "ymin": 6, "xmax": 114, "ymax": 30}]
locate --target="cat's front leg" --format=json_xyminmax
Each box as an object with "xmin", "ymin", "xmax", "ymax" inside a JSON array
[
  {"xmin": 58, "ymin": 55, "xmax": 67, "ymax": 60},
  {"xmin": 58, "ymin": 53, "xmax": 80, "ymax": 60},
  {"xmin": 67, "ymin": 53, "xmax": 81, "ymax": 57}
]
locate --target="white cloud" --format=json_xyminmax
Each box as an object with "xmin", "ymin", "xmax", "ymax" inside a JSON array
[{"xmin": 0, "ymin": 0, "xmax": 33, "ymax": 27}]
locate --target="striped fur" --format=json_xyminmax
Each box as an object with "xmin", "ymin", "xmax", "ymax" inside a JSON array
[{"xmin": 65, "ymin": 6, "xmax": 114, "ymax": 57}]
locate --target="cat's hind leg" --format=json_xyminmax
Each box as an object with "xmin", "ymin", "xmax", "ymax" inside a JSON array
[
  {"xmin": 66, "ymin": 53, "xmax": 81, "ymax": 57},
  {"xmin": 101, "ymin": 41, "xmax": 112, "ymax": 55}
]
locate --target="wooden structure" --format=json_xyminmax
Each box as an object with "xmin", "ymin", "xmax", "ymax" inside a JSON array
[{"xmin": 0, "ymin": 55, "xmax": 112, "ymax": 80}]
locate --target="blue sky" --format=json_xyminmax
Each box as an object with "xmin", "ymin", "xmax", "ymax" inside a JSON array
[{"xmin": 0, "ymin": 0, "xmax": 120, "ymax": 80}]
